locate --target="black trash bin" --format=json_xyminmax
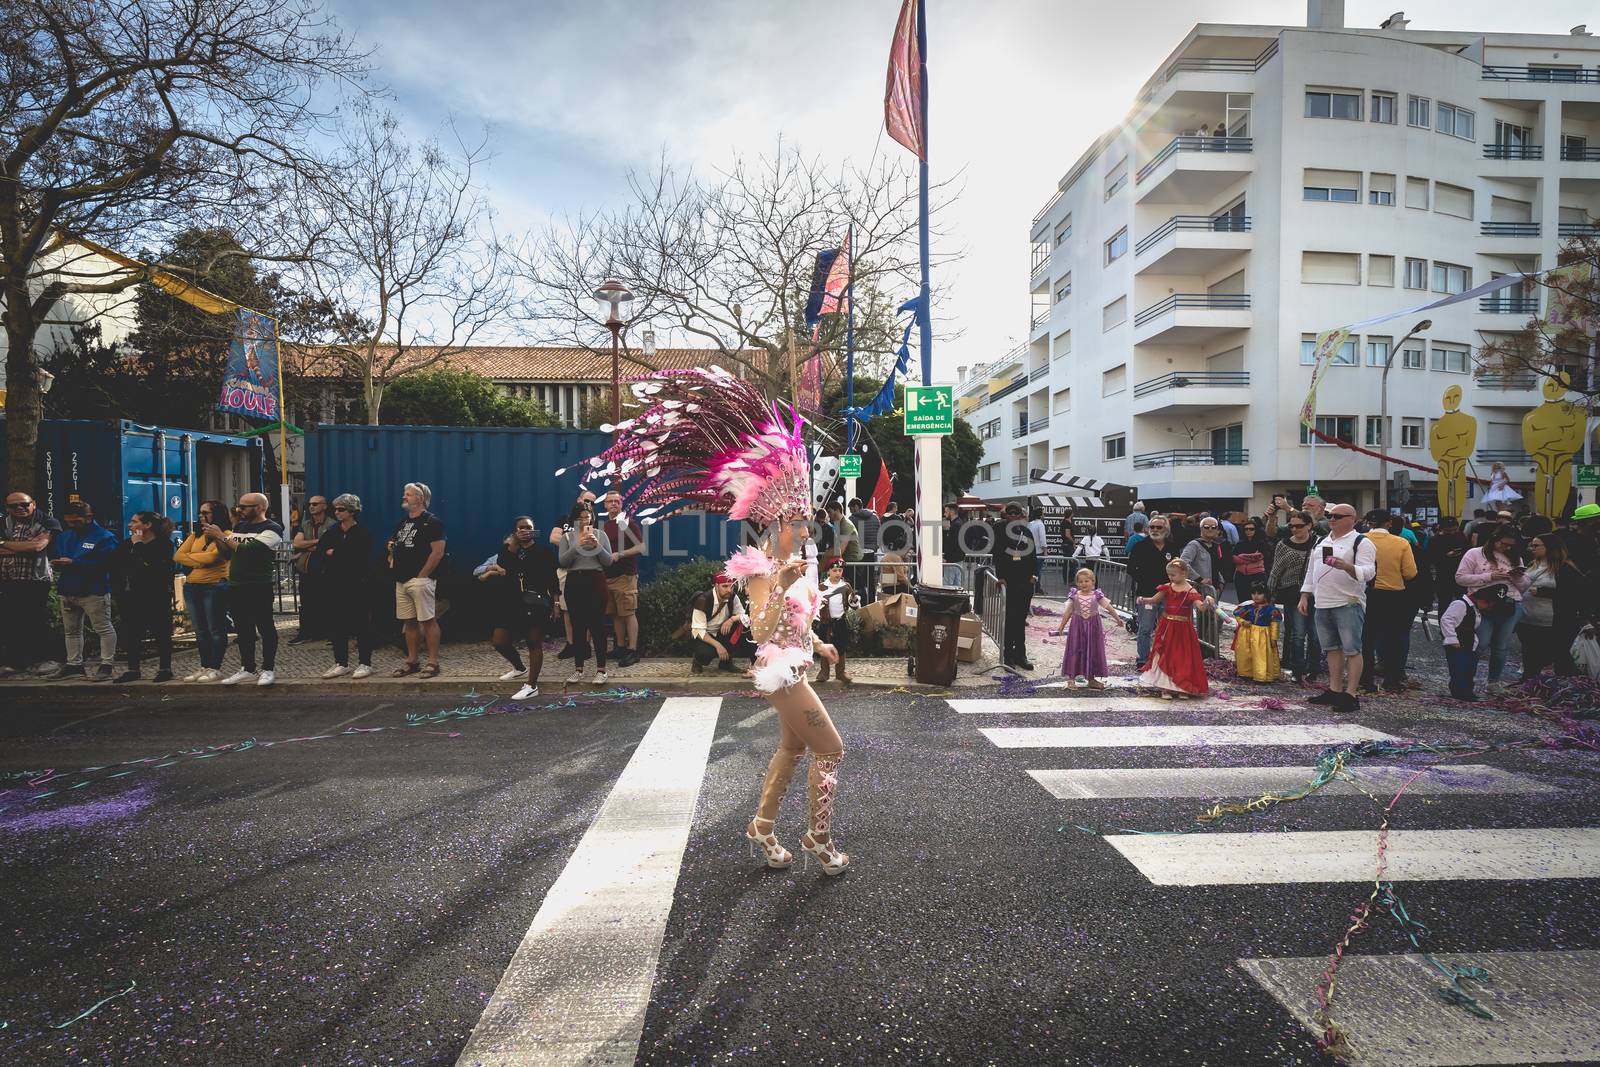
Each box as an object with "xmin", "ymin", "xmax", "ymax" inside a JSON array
[{"xmin": 911, "ymin": 583, "xmax": 971, "ymax": 686}]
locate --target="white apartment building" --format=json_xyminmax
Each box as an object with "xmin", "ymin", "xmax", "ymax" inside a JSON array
[{"xmin": 964, "ymin": 1, "xmax": 1600, "ymax": 515}]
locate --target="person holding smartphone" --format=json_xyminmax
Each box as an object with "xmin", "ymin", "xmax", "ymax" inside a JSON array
[
  {"xmin": 174, "ymin": 501, "xmax": 232, "ymax": 681},
  {"xmin": 1453, "ymin": 523, "xmax": 1531, "ymax": 693},
  {"xmin": 1297, "ymin": 504, "xmax": 1377, "ymax": 712}
]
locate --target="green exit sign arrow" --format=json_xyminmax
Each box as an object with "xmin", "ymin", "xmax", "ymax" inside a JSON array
[
  {"xmin": 839, "ymin": 454, "xmax": 862, "ymax": 478},
  {"xmin": 1576, "ymin": 465, "xmax": 1600, "ymax": 487},
  {"xmin": 904, "ymin": 385, "xmax": 955, "ymax": 436}
]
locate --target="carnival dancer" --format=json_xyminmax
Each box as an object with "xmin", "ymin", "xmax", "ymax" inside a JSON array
[
  {"xmin": 1231, "ymin": 584, "xmax": 1283, "ymax": 683},
  {"xmin": 1136, "ymin": 558, "xmax": 1215, "ymax": 698},
  {"xmin": 1053, "ymin": 567, "xmax": 1122, "ymax": 689},
  {"xmin": 559, "ymin": 366, "xmax": 851, "ymax": 875}
]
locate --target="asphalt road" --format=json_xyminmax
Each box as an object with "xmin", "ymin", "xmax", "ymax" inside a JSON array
[{"xmin": 2, "ymin": 681, "xmax": 1597, "ymax": 1066}]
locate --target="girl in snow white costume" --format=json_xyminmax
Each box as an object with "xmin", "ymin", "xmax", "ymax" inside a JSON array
[{"xmin": 562, "ymin": 368, "xmax": 851, "ymax": 875}]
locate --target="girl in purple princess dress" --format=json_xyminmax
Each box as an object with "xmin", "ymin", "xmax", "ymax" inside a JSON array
[{"xmin": 1053, "ymin": 567, "xmax": 1125, "ymax": 689}]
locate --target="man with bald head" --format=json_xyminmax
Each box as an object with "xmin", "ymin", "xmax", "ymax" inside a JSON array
[{"xmin": 208, "ymin": 492, "xmax": 284, "ymax": 686}]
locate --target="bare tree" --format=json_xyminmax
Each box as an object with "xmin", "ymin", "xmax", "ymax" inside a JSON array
[
  {"xmin": 288, "ymin": 106, "xmax": 512, "ymax": 423},
  {"xmin": 1477, "ymin": 236, "xmax": 1600, "ymax": 397},
  {"xmin": 515, "ymin": 142, "xmax": 959, "ymax": 398},
  {"xmin": 1, "ymin": 0, "xmax": 368, "ymax": 492}
]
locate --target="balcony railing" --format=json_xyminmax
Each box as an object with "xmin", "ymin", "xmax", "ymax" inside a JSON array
[
  {"xmin": 1011, "ymin": 415, "xmax": 1049, "ymax": 439},
  {"xmin": 1479, "ymin": 296, "xmax": 1540, "ymax": 314},
  {"xmin": 1559, "ymin": 222, "xmax": 1600, "ymax": 238},
  {"xmin": 1133, "ymin": 292, "xmax": 1251, "ymax": 327},
  {"xmin": 1476, "ymin": 449, "xmax": 1532, "ymax": 465},
  {"xmin": 1475, "ymin": 373, "xmax": 1538, "ymax": 390},
  {"xmin": 1135, "ymin": 136, "xmax": 1253, "ymax": 184},
  {"xmin": 1483, "ymin": 143, "xmax": 1543, "ymax": 160},
  {"xmin": 991, "ymin": 377, "xmax": 1027, "ymax": 402},
  {"xmin": 1562, "ymin": 145, "xmax": 1600, "ymax": 162},
  {"xmin": 1011, "ymin": 473, "xmax": 1029, "ymax": 487},
  {"xmin": 1030, "ymin": 312, "xmax": 1048, "ymax": 331},
  {"xmin": 1132, "ymin": 371, "xmax": 1251, "ymax": 397},
  {"xmin": 1031, "ymin": 187, "xmax": 1065, "ymax": 226},
  {"xmin": 1133, "ymin": 39, "xmax": 1279, "ymax": 103},
  {"xmin": 1480, "ymin": 221, "xmax": 1540, "ymax": 237},
  {"xmin": 1133, "ymin": 449, "xmax": 1249, "ymax": 469},
  {"xmin": 1029, "ymin": 365, "xmax": 1048, "ymax": 381},
  {"xmin": 1483, "ymin": 66, "xmax": 1600, "ymax": 83},
  {"xmin": 1135, "ymin": 215, "xmax": 1252, "ymax": 256}
]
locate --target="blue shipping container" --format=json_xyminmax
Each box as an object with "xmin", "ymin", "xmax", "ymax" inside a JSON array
[
  {"xmin": 304, "ymin": 424, "xmax": 743, "ymax": 579},
  {"xmin": 0, "ymin": 417, "xmax": 266, "ymax": 533}
]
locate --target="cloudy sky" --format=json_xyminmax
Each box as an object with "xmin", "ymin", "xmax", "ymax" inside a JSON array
[{"xmin": 326, "ymin": 0, "xmax": 1596, "ymax": 380}]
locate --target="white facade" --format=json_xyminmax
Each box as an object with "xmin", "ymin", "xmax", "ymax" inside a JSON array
[{"xmin": 965, "ymin": 7, "xmax": 1600, "ymax": 514}]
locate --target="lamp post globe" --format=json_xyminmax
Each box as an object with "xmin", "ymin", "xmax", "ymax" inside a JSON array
[{"xmin": 593, "ymin": 279, "xmax": 634, "ymax": 428}]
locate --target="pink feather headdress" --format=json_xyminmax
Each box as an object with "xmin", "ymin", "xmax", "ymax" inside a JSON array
[{"xmin": 556, "ymin": 366, "xmax": 812, "ymax": 527}]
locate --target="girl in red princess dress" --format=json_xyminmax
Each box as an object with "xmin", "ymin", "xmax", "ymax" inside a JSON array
[{"xmin": 1136, "ymin": 558, "xmax": 1215, "ymax": 698}]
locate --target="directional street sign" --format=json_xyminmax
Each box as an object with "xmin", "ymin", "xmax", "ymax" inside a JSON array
[
  {"xmin": 1577, "ymin": 465, "xmax": 1600, "ymax": 487},
  {"xmin": 904, "ymin": 385, "xmax": 955, "ymax": 436},
  {"xmin": 839, "ymin": 454, "xmax": 862, "ymax": 478}
]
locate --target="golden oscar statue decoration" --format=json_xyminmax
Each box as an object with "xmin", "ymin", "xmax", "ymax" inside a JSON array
[
  {"xmin": 1429, "ymin": 384, "xmax": 1476, "ymax": 518},
  {"xmin": 1522, "ymin": 374, "xmax": 1585, "ymax": 518}
]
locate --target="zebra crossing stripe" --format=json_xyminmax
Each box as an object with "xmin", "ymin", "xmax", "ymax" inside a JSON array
[
  {"xmin": 1028, "ymin": 765, "xmax": 1555, "ymax": 800},
  {"xmin": 981, "ymin": 724, "xmax": 1399, "ymax": 748},
  {"xmin": 1241, "ymin": 950, "xmax": 1600, "ymax": 1066},
  {"xmin": 1107, "ymin": 828, "xmax": 1600, "ymax": 885},
  {"xmin": 949, "ymin": 696, "xmax": 1191, "ymax": 714},
  {"xmin": 457, "ymin": 697, "xmax": 721, "ymax": 1067}
]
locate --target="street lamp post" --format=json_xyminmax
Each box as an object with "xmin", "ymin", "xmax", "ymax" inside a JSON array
[
  {"xmin": 593, "ymin": 279, "xmax": 634, "ymax": 427},
  {"xmin": 1379, "ymin": 318, "xmax": 1432, "ymax": 511}
]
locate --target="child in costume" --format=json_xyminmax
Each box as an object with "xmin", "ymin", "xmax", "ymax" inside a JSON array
[
  {"xmin": 562, "ymin": 367, "xmax": 850, "ymax": 875},
  {"xmin": 1053, "ymin": 567, "xmax": 1124, "ymax": 689},
  {"xmin": 816, "ymin": 556, "xmax": 859, "ymax": 684},
  {"xmin": 1231, "ymin": 584, "xmax": 1282, "ymax": 683},
  {"xmin": 1136, "ymin": 558, "xmax": 1215, "ymax": 698},
  {"xmin": 1440, "ymin": 583, "xmax": 1509, "ymax": 701}
]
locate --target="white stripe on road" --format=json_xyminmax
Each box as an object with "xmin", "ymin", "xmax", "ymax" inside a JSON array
[
  {"xmin": 981, "ymin": 724, "xmax": 1399, "ymax": 748},
  {"xmin": 50, "ymin": 705, "xmax": 132, "ymax": 734},
  {"xmin": 1241, "ymin": 950, "xmax": 1600, "ymax": 1066},
  {"xmin": 327, "ymin": 703, "xmax": 392, "ymax": 733},
  {"xmin": 950, "ymin": 696, "xmax": 1189, "ymax": 714},
  {"xmin": 1038, "ymin": 677, "xmax": 1139, "ymax": 689},
  {"xmin": 735, "ymin": 706, "xmax": 777, "ymax": 729},
  {"xmin": 456, "ymin": 696, "xmax": 721, "ymax": 1067},
  {"xmin": 1029, "ymin": 764, "xmax": 1556, "ymax": 800},
  {"xmin": 1108, "ymin": 828, "xmax": 1600, "ymax": 885}
]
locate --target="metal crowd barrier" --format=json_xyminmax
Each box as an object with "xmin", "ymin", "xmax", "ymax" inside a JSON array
[{"xmin": 972, "ymin": 565, "xmax": 1006, "ymax": 646}]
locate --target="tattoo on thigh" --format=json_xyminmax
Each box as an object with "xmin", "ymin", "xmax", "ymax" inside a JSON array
[{"xmin": 805, "ymin": 706, "xmax": 824, "ymax": 728}]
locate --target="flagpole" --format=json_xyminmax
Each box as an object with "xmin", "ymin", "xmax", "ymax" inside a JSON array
[
  {"xmin": 844, "ymin": 226, "xmax": 859, "ymax": 505},
  {"xmin": 273, "ymin": 315, "xmax": 291, "ymax": 525},
  {"xmin": 912, "ymin": 0, "xmax": 943, "ymax": 583}
]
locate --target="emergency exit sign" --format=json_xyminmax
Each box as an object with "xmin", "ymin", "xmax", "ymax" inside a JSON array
[
  {"xmin": 1577, "ymin": 465, "xmax": 1600, "ymax": 487},
  {"xmin": 904, "ymin": 385, "xmax": 955, "ymax": 435},
  {"xmin": 839, "ymin": 454, "xmax": 862, "ymax": 478}
]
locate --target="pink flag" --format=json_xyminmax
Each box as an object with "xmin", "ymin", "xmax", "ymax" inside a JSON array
[
  {"xmin": 884, "ymin": 0, "xmax": 924, "ymax": 159},
  {"xmin": 819, "ymin": 228, "xmax": 852, "ymax": 318}
]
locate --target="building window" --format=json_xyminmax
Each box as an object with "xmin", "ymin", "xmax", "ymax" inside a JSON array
[
  {"xmin": 1364, "ymin": 415, "xmax": 1387, "ymax": 446},
  {"xmin": 1055, "ymin": 274, "xmax": 1073, "ymax": 303},
  {"xmin": 1405, "ymin": 177, "xmax": 1429, "ymax": 210},
  {"xmin": 1054, "ymin": 215, "xmax": 1072, "ymax": 246},
  {"xmin": 1430, "ymin": 343, "xmax": 1469, "ymax": 373},
  {"xmin": 1496, "ymin": 120, "xmax": 1534, "ymax": 149},
  {"xmin": 1368, "ymin": 254, "xmax": 1395, "ymax": 286},
  {"xmin": 1369, "ymin": 172, "xmax": 1395, "ymax": 205},
  {"xmin": 1301, "ymin": 335, "xmax": 1358, "ymax": 365},
  {"xmin": 1302, "ymin": 251, "xmax": 1361, "ymax": 284},
  {"xmin": 1051, "ymin": 445, "xmax": 1071, "ymax": 469},
  {"xmin": 1431, "ymin": 262, "xmax": 1469, "ymax": 294},
  {"xmin": 1437, "ymin": 102, "xmax": 1475, "ymax": 140},
  {"xmin": 1102, "ymin": 364, "xmax": 1126, "ymax": 396},
  {"xmin": 1370, "ymin": 92, "xmax": 1396, "ymax": 124},
  {"xmin": 1103, "ymin": 434, "xmax": 1126, "ymax": 461},
  {"xmin": 1305, "ymin": 90, "xmax": 1361, "ymax": 120},
  {"xmin": 1102, "ymin": 296, "xmax": 1126, "ymax": 331},
  {"xmin": 1404, "ymin": 257, "xmax": 1427, "ymax": 289},
  {"xmin": 1400, "ymin": 418, "xmax": 1424, "ymax": 447},
  {"xmin": 979, "ymin": 418, "xmax": 1001, "ymax": 440},
  {"xmin": 1104, "ymin": 227, "xmax": 1128, "ymax": 264},
  {"xmin": 1407, "ymin": 95, "xmax": 1430, "ymax": 128},
  {"xmin": 1052, "ymin": 388, "xmax": 1072, "ymax": 414},
  {"xmin": 1053, "ymin": 330, "xmax": 1071, "ymax": 359},
  {"xmin": 1401, "ymin": 344, "xmax": 1424, "ymax": 369},
  {"xmin": 1434, "ymin": 182, "xmax": 1473, "ymax": 219},
  {"xmin": 1303, "ymin": 168, "xmax": 1360, "ymax": 202},
  {"xmin": 1300, "ymin": 416, "xmax": 1355, "ymax": 444},
  {"xmin": 1366, "ymin": 336, "xmax": 1392, "ymax": 367},
  {"xmin": 1105, "ymin": 158, "xmax": 1128, "ymax": 200}
]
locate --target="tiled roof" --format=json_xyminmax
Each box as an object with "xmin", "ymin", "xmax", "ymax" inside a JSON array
[{"xmin": 285, "ymin": 344, "xmax": 773, "ymax": 382}]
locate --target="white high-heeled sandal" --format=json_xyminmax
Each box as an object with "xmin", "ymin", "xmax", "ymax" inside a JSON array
[
  {"xmin": 746, "ymin": 818, "xmax": 793, "ymax": 868},
  {"xmin": 800, "ymin": 832, "xmax": 850, "ymax": 876}
]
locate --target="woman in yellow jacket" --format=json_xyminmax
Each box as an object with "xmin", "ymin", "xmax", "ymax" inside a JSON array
[{"xmin": 174, "ymin": 500, "xmax": 232, "ymax": 681}]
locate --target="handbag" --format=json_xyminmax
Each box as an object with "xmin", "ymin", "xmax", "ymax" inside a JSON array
[
  {"xmin": 1572, "ymin": 624, "xmax": 1600, "ymax": 679},
  {"xmin": 518, "ymin": 574, "xmax": 552, "ymax": 619}
]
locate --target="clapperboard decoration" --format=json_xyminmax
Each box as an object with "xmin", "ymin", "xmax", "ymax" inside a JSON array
[
  {"xmin": 811, "ymin": 454, "xmax": 840, "ymax": 510},
  {"xmin": 1028, "ymin": 470, "xmax": 1136, "ymax": 512}
]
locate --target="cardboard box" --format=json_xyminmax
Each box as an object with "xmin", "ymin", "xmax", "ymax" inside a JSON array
[
  {"xmin": 881, "ymin": 592, "xmax": 917, "ymax": 629},
  {"xmin": 956, "ymin": 612, "xmax": 983, "ymax": 663},
  {"xmin": 861, "ymin": 600, "xmax": 887, "ymax": 633}
]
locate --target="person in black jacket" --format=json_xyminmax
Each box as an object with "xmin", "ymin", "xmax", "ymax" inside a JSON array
[
  {"xmin": 314, "ymin": 493, "xmax": 378, "ymax": 679},
  {"xmin": 114, "ymin": 511, "xmax": 176, "ymax": 683},
  {"xmin": 480, "ymin": 514, "xmax": 560, "ymax": 701},
  {"xmin": 1127, "ymin": 516, "xmax": 1179, "ymax": 670},
  {"xmin": 994, "ymin": 501, "xmax": 1040, "ymax": 670}
]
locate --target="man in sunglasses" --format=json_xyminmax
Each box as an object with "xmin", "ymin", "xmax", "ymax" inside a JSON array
[
  {"xmin": 0, "ymin": 492, "xmax": 62, "ymax": 676},
  {"xmin": 1298, "ymin": 503, "xmax": 1377, "ymax": 712},
  {"xmin": 1127, "ymin": 516, "xmax": 1179, "ymax": 669}
]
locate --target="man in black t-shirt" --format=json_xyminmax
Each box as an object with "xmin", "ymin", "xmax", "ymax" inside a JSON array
[{"xmin": 387, "ymin": 482, "xmax": 446, "ymax": 676}]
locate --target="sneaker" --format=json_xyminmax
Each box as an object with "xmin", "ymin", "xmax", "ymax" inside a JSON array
[
  {"xmin": 566, "ymin": 670, "xmax": 586, "ymax": 684},
  {"xmin": 1308, "ymin": 689, "xmax": 1339, "ymax": 705},
  {"xmin": 221, "ymin": 669, "xmax": 256, "ymax": 686},
  {"xmin": 152, "ymin": 669, "xmax": 174, "ymax": 683},
  {"xmin": 193, "ymin": 668, "xmax": 220, "ymax": 683},
  {"xmin": 183, "ymin": 669, "xmax": 204, "ymax": 682},
  {"xmin": 92, "ymin": 664, "xmax": 115, "ymax": 682},
  {"xmin": 351, "ymin": 664, "xmax": 373, "ymax": 679},
  {"xmin": 556, "ymin": 643, "xmax": 576, "ymax": 660},
  {"xmin": 1449, "ymin": 690, "xmax": 1478, "ymax": 702},
  {"xmin": 322, "ymin": 664, "xmax": 352, "ymax": 679},
  {"xmin": 594, "ymin": 670, "xmax": 609, "ymax": 685},
  {"xmin": 1333, "ymin": 692, "xmax": 1359, "ymax": 713},
  {"xmin": 257, "ymin": 670, "xmax": 276, "ymax": 686},
  {"xmin": 619, "ymin": 649, "xmax": 640, "ymax": 668},
  {"xmin": 0, "ymin": 666, "xmax": 16, "ymax": 679},
  {"xmin": 513, "ymin": 683, "xmax": 540, "ymax": 700},
  {"xmin": 113, "ymin": 669, "xmax": 141, "ymax": 684},
  {"xmin": 499, "ymin": 668, "xmax": 525, "ymax": 681}
]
